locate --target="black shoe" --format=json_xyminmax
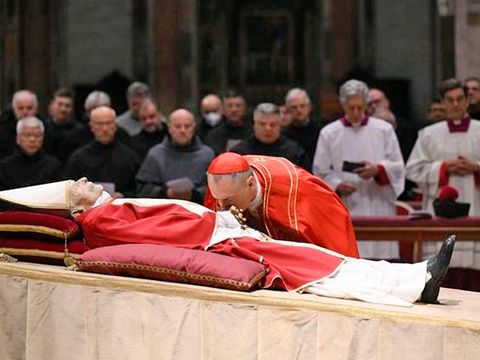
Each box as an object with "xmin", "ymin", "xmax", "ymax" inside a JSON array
[{"xmin": 420, "ymin": 235, "xmax": 456, "ymax": 304}]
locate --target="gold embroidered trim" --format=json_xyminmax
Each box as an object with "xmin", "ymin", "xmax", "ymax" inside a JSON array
[
  {"xmin": 0, "ymin": 180, "xmax": 73, "ymax": 209},
  {"xmin": 0, "ymin": 253, "xmax": 17, "ymax": 263},
  {"xmin": 250, "ymin": 157, "xmax": 301, "ymax": 239},
  {"xmin": 0, "ymin": 224, "xmax": 71, "ymax": 239},
  {"xmin": 0, "ymin": 247, "xmax": 81, "ymax": 260},
  {"xmin": 76, "ymin": 261, "xmax": 267, "ymax": 291},
  {"xmin": 250, "ymin": 162, "xmax": 274, "ymax": 238},
  {"xmin": 272, "ymin": 158, "xmax": 300, "ymax": 238}
]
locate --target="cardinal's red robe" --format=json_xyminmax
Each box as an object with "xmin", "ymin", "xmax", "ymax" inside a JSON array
[
  {"xmin": 205, "ymin": 155, "xmax": 359, "ymax": 257},
  {"xmin": 76, "ymin": 199, "xmax": 344, "ymax": 291}
]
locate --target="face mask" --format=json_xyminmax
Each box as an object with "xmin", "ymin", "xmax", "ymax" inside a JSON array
[{"xmin": 204, "ymin": 112, "xmax": 222, "ymax": 127}]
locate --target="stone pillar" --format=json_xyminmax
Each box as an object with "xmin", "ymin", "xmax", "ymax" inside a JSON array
[
  {"xmin": 0, "ymin": 0, "xmax": 57, "ymax": 112},
  {"xmin": 153, "ymin": 0, "xmax": 198, "ymax": 114},
  {"xmin": 455, "ymin": 0, "xmax": 480, "ymax": 80},
  {"xmin": 19, "ymin": 0, "xmax": 56, "ymax": 110},
  {"xmin": 330, "ymin": 0, "xmax": 356, "ymax": 83},
  {"xmin": 373, "ymin": 1, "xmax": 434, "ymax": 119},
  {"xmin": 0, "ymin": 0, "xmax": 22, "ymax": 109}
]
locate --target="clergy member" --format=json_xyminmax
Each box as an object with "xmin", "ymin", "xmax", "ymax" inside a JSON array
[
  {"xmin": 64, "ymin": 106, "xmax": 140, "ymax": 197},
  {"xmin": 204, "ymin": 152, "xmax": 359, "ymax": 258},
  {"xmin": 406, "ymin": 78, "xmax": 480, "ymax": 289},
  {"xmin": 0, "ymin": 116, "xmax": 62, "ymax": 190},
  {"xmin": 313, "ymin": 79, "xmax": 405, "ymax": 260}
]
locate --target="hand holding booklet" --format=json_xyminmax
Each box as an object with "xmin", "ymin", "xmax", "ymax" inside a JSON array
[{"xmin": 165, "ymin": 177, "xmax": 194, "ymax": 193}]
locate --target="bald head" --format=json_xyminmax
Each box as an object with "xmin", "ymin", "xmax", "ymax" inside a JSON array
[
  {"xmin": 201, "ymin": 94, "xmax": 222, "ymax": 111},
  {"xmin": 91, "ymin": 106, "xmax": 116, "ymax": 121},
  {"xmin": 168, "ymin": 108, "xmax": 196, "ymax": 146},
  {"xmin": 90, "ymin": 106, "xmax": 117, "ymax": 144}
]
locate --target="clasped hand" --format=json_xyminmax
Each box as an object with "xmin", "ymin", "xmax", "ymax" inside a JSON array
[{"xmin": 447, "ymin": 156, "xmax": 480, "ymax": 176}]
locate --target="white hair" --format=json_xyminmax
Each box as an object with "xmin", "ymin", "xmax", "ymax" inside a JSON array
[
  {"xmin": 127, "ymin": 82, "xmax": 151, "ymax": 98},
  {"xmin": 285, "ymin": 88, "xmax": 311, "ymax": 106},
  {"xmin": 12, "ymin": 90, "xmax": 38, "ymax": 108},
  {"xmin": 339, "ymin": 79, "xmax": 369, "ymax": 104},
  {"xmin": 16, "ymin": 116, "xmax": 44, "ymax": 134},
  {"xmin": 84, "ymin": 91, "xmax": 111, "ymax": 110},
  {"xmin": 253, "ymin": 103, "xmax": 280, "ymax": 122}
]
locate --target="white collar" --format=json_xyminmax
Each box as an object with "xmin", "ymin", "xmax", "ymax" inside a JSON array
[{"xmin": 92, "ymin": 191, "xmax": 112, "ymax": 208}]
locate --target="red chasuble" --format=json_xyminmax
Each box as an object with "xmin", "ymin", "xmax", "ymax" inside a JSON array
[
  {"xmin": 76, "ymin": 199, "xmax": 344, "ymax": 291},
  {"xmin": 209, "ymin": 239, "xmax": 343, "ymax": 291},
  {"xmin": 205, "ymin": 155, "xmax": 359, "ymax": 258},
  {"xmin": 77, "ymin": 200, "xmax": 217, "ymax": 250}
]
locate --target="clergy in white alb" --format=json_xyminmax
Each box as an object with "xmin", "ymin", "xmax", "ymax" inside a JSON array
[
  {"xmin": 406, "ymin": 78, "xmax": 480, "ymax": 270},
  {"xmin": 313, "ymin": 79, "xmax": 405, "ymax": 260}
]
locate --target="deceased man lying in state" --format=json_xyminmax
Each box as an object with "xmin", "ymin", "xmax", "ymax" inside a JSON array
[{"xmin": 0, "ymin": 178, "xmax": 455, "ymax": 307}]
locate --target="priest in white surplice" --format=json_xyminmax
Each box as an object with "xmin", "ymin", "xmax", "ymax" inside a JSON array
[
  {"xmin": 313, "ymin": 79, "xmax": 405, "ymax": 260},
  {"xmin": 406, "ymin": 78, "xmax": 480, "ymax": 274}
]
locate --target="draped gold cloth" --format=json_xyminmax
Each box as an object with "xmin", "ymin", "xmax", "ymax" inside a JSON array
[{"xmin": 1, "ymin": 261, "xmax": 479, "ymax": 360}]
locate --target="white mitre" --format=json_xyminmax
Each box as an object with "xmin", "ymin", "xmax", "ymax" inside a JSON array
[{"xmin": 0, "ymin": 180, "xmax": 74, "ymax": 210}]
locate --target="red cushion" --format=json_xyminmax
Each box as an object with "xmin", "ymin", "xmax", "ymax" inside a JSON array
[
  {"xmin": 76, "ymin": 244, "xmax": 268, "ymax": 291},
  {"xmin": 0, "ymin": 238, "xmax": 89, "ymax": 265},
  {"xmin": 0, "ymin": 211, "xmax": 79, "ymax": 239}
]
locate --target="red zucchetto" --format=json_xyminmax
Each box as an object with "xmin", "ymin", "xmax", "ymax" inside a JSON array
[
  {"xmin": 207, "ymin": 152, "xmax": 250, "ymax": 174},
  {"xmin": 438, "ymin": 186, "xmax": 459, "ymax": 202}
]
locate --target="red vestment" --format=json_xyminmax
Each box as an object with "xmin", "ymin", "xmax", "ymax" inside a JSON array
[
  {"xmin": 205, "ymin": 155, "xmax": 359, "ymax": 257},
  {"xmin": 77, "ymin": 201, "xmax": 217, "ymax": 250},
  {"xmin": 76, "ymin": 200, "xmax": 344, "ymax": 291}
]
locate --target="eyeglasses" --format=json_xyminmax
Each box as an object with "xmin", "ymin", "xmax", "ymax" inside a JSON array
[{"xmin": 19, "ymin": 132, "xmax": 42, "ymax": 139}]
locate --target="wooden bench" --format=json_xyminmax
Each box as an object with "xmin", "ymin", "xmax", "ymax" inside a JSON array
[{"xmin": 353, "ymin": 216, "xmax": 480, "ymax": 261}]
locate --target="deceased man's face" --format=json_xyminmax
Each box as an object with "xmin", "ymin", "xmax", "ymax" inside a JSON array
[{"xmin": 70, "ymin": 177, "xmax": 104, "ymax": 210}]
